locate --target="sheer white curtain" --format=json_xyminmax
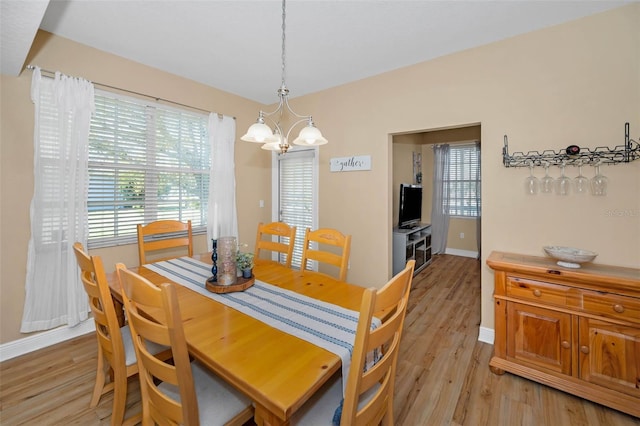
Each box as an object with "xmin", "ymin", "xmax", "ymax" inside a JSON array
[
  {"xmin": 21, "ymin": 68, "xmax": 95, "ymax": 332},
  {"xmin": 430, "ymin": 144, "xmax": 450, "ymax": 255},
  {"xmin": 207, "ymin": 114, "xmax": 238, "ymax": 247}
]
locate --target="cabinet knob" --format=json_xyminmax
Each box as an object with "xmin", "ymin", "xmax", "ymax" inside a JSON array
[
  {"xmin": 580, "ymin": 346, "xmax": 590, "ymax": 354},
  {"xmin": 561, "ymin": 341, "xmax": 570, "ymax": 349},
  {"xmin": 533, "ymin": 289, "xmax": 542, "ymax": 297},
  {"xmin": 613, "ymin": 304, "xmax": 624, "ymax": 313}
]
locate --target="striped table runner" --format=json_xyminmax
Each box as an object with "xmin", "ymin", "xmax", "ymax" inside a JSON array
[{"xmin": 144, "ymin": 256, "xmax": 379, "ymax": 394}]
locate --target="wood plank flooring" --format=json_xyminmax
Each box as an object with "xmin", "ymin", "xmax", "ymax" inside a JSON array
[{"xmin": 1, "ymin": 254, "xmax": 639, "ymax": 425}]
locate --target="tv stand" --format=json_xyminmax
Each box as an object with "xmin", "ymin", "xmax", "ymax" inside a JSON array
[{"xmin": 392, "ymin": 223, "xmax": 431, "ymax": 276}]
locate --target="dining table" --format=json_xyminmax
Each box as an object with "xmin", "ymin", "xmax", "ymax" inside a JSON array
[{"xmin": 107, "ymin": 254, "xmax": 368, "ymax": 426}]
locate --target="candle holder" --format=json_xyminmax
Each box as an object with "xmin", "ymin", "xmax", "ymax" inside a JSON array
[
  {"xmin": 207, "ymin": 239, "xmax": 218, "ymax": 284},
  {"xmin": 216, "ymin": 236, "xmax": 238, "ymax": 286},
  {"xmin": 205, "ymin": 237, "xmax": 256, "ymax": 293}
]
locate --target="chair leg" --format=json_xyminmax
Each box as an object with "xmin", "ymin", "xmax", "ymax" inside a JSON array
[
  {"xmin": 382, "ymin": 398, "xmax": 394, "ymax": 426},
  {"xmin": 90, "ymin": 349, "xmax": 106, "ymax": 408},
  {"xmin": 110, "ymin": 369, "xmax": 128, "ymax": 426}
]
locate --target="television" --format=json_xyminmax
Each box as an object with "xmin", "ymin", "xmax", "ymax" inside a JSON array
[{"xmin": 398, "ymin": 184, "xmax": 423, "ymax": 229}]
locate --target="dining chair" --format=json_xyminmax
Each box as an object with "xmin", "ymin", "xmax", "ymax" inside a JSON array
[
  {"xmin": 73, "ymin": 242, "xmax": 171, "ymax": 426},
  {"xmin": 116, "ymin": 263, "xmax": 254, "ymax": 426},
  {"xmin": 300, "ymin": 227, "xmax": 352, "ymax": 281},
  {"xmin": 137, "ymin": 219, "xmax": 193, "ymax": 265},
  {"xmin": 292, "ymin": 259, "xmax": 416, "ymax": 425},
  {"xmin": 254, "ymin": 221, "xmax": 297, "ymax": 267}
]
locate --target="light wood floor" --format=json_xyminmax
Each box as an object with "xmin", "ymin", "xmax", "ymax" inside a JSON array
[{"xmin": 1, "ymin": 254, "xmax": 639, "ymax": 425}]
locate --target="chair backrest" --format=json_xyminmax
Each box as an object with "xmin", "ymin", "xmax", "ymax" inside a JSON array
[
  {"xmin": 341, "ymin": 259, "xmax": 415, "ymax": 426},
  {"xmin": 73, "ymin": 243, "xmax": 126, "ymax": 370},
  {"xmin": 116, "ymin": 263, "xmax": 199, "ymax": 425},
  {"xmin": 254, "ymin": 221, "xmax": 297, "ymax": 267},
  {"xmin": 300, "ymin": 228, "xmax": 352, "ymax": 281},
  {"xmin": 137, "ymin": 220, "xmax": 193, "ymax": 265}
]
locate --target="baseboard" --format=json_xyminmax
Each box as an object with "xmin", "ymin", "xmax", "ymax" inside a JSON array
[
  {"xmin": 444, "ymin": 248, "xmax": 478, "ymax": 258},
  {"xmin": 478, "ymin": 326, "xmax": 494, "ymax": 344},
  {"xmin": 0, "ymin": 319, "xmax": 95, "ymax": 362}
]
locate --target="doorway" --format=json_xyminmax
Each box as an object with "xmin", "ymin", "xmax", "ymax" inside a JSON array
[{"xmin": 392, "ymin": 124, "xmax": 481, "ymax": 259}]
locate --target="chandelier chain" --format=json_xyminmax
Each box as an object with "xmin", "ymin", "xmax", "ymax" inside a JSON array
[
  {"xmin": 241, "ymin": 0, "xmax": 327, "ymax": 152},
  {"xmin": 281, "ymin": 0, "xmax": 287, "ymax": 88}
]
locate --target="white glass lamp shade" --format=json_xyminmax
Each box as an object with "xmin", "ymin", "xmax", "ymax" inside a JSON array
[
  {"xmin": 293, "ymin": 124, "xmax": 328, "ymax": 146},
  {"xmin": 261, "ymin": 142, "xmax": 282, "ymax": 151},
  {"xmin": 262, "ymin": 131, "xmax": 288, "ymax": 151},
  {"xmin": 241, "ymin": 121, "xmax": 274, "ymax": 143}
]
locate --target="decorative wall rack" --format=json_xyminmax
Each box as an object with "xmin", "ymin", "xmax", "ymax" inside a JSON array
[{"xmin": 502, "ymin": 122, "xmax": 639, "ymax": 168}]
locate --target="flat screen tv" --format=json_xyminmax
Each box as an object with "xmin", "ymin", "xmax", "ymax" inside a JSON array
[{"xmin": 398, "ymin": 184, "xmax": 422, "ymax": 229}]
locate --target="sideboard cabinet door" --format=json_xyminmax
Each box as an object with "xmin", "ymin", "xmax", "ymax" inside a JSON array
[
  {"xmin": 507, "ymin": 302, "xmax": 572, "ymax": 375},
  {"xmin": 578, "ymin": 317, "xmax": 640, "ymax": 398}
]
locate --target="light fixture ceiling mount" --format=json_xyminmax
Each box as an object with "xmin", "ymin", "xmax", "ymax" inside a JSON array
[{"xmin": 241, "ymin": 0, "xmax": 327, "ymax": 154}]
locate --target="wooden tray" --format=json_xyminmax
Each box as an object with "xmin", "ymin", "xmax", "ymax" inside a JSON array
[{"xmin": 205, "ymin": 275, "xmax": 255, "ymax": 293}]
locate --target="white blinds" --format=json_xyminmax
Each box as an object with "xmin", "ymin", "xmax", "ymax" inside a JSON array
[
  {"xmin": 446, "ymin": 143, "xmax": 480, "ymax": 217},
  {"xmin": 278, "ymin": 149, "xmax": 316, "ymax": 269},
  {"xmin": 88, "ymin": 90, "xmax": 210, "ymax": 248}
]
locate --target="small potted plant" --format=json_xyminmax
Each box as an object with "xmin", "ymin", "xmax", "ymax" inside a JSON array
[{"xmin": 236, "ymin": 251, "xmax": 254, "ymax": 279}]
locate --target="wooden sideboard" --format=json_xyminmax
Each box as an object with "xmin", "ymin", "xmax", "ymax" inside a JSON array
[{"xmin": 487, "ymin": 251, "xmax": 640, "ymax": 418}]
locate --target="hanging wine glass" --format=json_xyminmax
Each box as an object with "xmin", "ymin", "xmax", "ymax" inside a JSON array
[
  {"xmin": 574, "ymin": 161, "xmax": 589, "ymax": 194},
  {"xmin": 590, "ymin": 161, "xmax": 608, "ymax": 196},
  {"xmin": 541, "ymin": 163, "xmax": 554, "ymax": 194},
  {"xmin": 555, "ymin": 162, "xmax": 571, "ymax": 196},
  {"xmin": 524, "ymin": 161, "xmax": 539, "ymax": 195}
]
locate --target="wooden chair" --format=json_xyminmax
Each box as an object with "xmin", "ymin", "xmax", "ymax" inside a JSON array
[
  {"xmin": 73, "ymin": 243, "xmax": 170, "ymax": 426},
  {"xmin": 254, "ymin": 221, "xmax": 297, "ymax": 267},
  {"xmin": 137, "ymin": 219, "xmax": 193, "ymax": 265},
  {"xmin": 300, "ymin": 228, "xmax": 352, "ymax": 281},
  {"xmin": 116, "ymin": 263, "xmax": 254, "ymax": 426},
  {"xmin": 292, "ymin": 259, "xmax": 416, "ymax": 425}
]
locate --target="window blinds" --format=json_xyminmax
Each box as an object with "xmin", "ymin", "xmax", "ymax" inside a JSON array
[
  {"xmin": 88, "ymin": 90, "xmax": 210, "ymax": 248},
  {"xmin": 446, "ymin": 144, "xmax": 480, "ymax": 217},
  {"xmin": 278, "ymin": 149, "xmax": 316, "ymax": 269}
]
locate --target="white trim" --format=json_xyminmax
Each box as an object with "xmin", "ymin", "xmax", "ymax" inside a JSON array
[
  {"xmin": 271, "ymin": 151, "xmax": 280, "ymax": 262},
  {"xmin": 444, "ymin": 248, "xmax": 478, "ymax": 258},
  {"xmin": 272, "ymin": 147, "xmax": 319, "ymax": 269},
  {"xmin": 271, "ymin": 150, "xmax": 279, "ymax": 221},
  {"xmin": 478, "ymin": 326, "xmax": 495, "ymax": 344},
  {"xmin": 0, "ymin": 319, "xmax": 95, "ymax": 362}
]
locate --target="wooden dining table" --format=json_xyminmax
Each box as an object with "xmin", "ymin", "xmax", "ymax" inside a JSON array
[{"xmin": 108, "ymin": 254, "xmax": 367, "ymax": 426}]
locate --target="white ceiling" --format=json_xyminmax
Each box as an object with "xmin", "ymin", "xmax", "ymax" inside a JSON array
[{"xmin": 1, "ymin": 0, "xmax": 632, "ymax": 104}]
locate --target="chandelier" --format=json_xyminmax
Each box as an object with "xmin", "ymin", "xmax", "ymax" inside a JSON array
[{"xmin": 241, "ymin": 0, "xmax": 327, "ymax": 154}]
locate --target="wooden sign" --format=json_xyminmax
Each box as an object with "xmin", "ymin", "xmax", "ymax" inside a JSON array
[{"xmin": 329, "ymin": 155, "xmax": 371, "ymax": 172}]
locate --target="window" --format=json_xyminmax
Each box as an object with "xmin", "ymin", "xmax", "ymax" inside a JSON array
[
  {"xmin": 88, "ymin": 90, "xmax": 210, "ymax": 248},
  {"xmin": 273, "ymin": 148, "xmax": 318, "ymax": 269},
  {"xmin": 445, "ymin": 143, "xmax": 480, "ymax": 217}
]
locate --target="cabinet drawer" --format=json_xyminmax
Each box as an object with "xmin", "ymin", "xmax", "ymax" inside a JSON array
[
  {"xmin": 581, "ymin": 290, "xmax": 640, "ymax": 323},
  {"xmin": 506, "ymin": 277, "xmax": 568, "ymax": 307}
]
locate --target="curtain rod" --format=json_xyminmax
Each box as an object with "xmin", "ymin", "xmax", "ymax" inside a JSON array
[{"xmin": 26, "ymin": 65, "xmax": 235, "ymax": 120}]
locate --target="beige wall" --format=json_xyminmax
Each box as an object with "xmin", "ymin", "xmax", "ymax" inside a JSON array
[
  {"xmin": 0, "ymin": 31, "xmax": 272, "ymax": 343},
  {"xmin": 446, "ymin": 218, "xmax": 479, "ymax": 253},
  {"xmin": 282, "ymin": 4, "xmax": 640, "ymax": 333},
  {"xmin": 391, "ymin": 134, "xmax": 422, "ymax": 227},
  {"xmin": 2, "ymin": 5, "xmax": 639, "ymax": 345}
]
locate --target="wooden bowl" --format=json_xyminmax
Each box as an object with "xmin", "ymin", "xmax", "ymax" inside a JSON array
[{"xmin": 205, "ymin": 275, "xmax": 255, "ymax": 293}]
